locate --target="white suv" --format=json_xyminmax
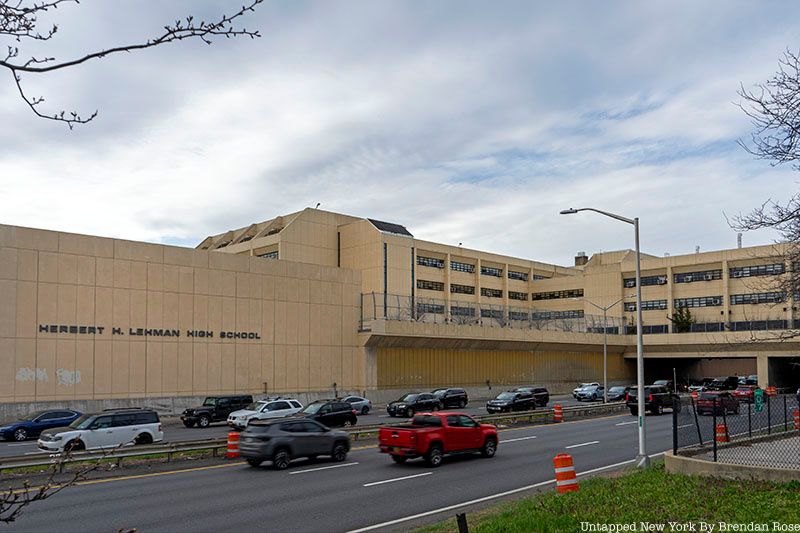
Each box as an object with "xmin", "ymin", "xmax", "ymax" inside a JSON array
[
  {"xmin": 37, "ymin": 409, "xmax": 163, "ymax": 452},
  {"xmin": 228, "ymin": 398, "xmax": 303, "ymax": 429}
]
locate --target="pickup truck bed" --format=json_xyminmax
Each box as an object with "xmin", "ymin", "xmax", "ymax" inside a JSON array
[{"xmin": 378, "ymin": 413, "xmax": 498, "ymax": 467}]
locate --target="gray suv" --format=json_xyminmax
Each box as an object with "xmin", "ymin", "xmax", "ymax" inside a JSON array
[{"xmin": 239, "ymin": 418, "xmax": 350, "ymax": 470}]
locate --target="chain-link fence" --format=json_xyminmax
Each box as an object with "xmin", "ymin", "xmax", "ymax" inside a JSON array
[
  {"xmin": 361, "ymin": 292, "xmax": 626, "ymax": 333},
  {"xmin": 673, "ymin": 391, "xmax": 800, "ymax": 469}
]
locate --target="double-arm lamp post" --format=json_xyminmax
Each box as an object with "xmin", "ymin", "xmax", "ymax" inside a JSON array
[
  {"xmin": 579, "ymin": 296, "xmax": 629, "ymax": 404},
  {"xmin": 560, "ymin": 207, "xmax": 648, "ymax": 467}
]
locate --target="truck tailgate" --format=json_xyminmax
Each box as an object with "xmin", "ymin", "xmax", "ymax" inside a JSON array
[{"xmin": 379, "ymin": 427, "xmax": 420, "ymax": 449}]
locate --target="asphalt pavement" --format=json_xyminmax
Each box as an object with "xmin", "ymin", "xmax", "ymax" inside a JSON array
[
  {"xmin": 3, "ymin": 411, "xmax": 676, "ymax": 532},
  {"xmin": 0, "ymin": 394, "xmax": 590, "ymax": 458}
]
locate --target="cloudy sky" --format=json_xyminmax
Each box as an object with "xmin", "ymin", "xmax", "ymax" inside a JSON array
[{"xmin": 2, "ymin": 1, "xmax": 798, "ymax": 265}]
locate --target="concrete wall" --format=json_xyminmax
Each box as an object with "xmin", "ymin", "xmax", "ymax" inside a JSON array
[{"xmin": 0, "ymin": 224, "xmax": 364, "ymax": 404}]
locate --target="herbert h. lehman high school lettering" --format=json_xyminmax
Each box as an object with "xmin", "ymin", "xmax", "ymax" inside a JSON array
[{"xmin": 38, "ymin": 325, "xmax": 261, "ymax": 340}]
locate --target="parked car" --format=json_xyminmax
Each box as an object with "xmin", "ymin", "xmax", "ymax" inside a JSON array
[
  {"xmin": 181, "ymin": 395, "xmax": 253, "ymax": 428},
  {"xmin": 732, "ymin": 385, "xmax": 760, "ymax": 403},
  {"xmin": 486, "ymin": 391, "xmax": 536, "ymax": 413},
  {"xmin": 342, "ymin": 395, "xmax": 372, "ymax": 415},
  {"xmin": 431, "ymin": 388, "xmax": 469, "ymax": 408},
  {"xmin": 706, "ymin": 377, "xmax": 740, "ymax": 391},
  {"xmin": 239, "ymin": 418, "xmax": 350, "ymax": 470},
  {"xmin": 606, "ymin": 386, "xmax": 630, "ymax": 402},
  {"xmin": 37, "ymin": 408, "xmax": 163, "ymax": 452},
  {"xmin": 696, "ymin": 391, "xmax": 740, "ymax": 415},
  {"xmin": 0, "ymin": 409, "xmax": 82, "ymax": 442},
  {"xmin": 378, "ymin": 413, "xmax": 498, "ymax": 467},
  {"xmin": 652, "ymin": 379, "xmax": 674, "ymax": 392},
  {"xmin": 573, "ymin": 383, "xmax": 599, "ymax": 398},
  {"xmin": 576, "ymin": 385, "xmax": 605, "ymax": 402},
  {"xmin": 227, "ymin": 398, "xmax": 303, "ymax": 430},
  {"xmin": 386, "ymin": 393, "xmax": 441, "ymax": 417},
  {"xmin": 688, "ymin": 378, "xmax": 714, "ymax": 393},
  {"xmin": 626, "ymin": 386, "xmax": 681, "ymax": 415},
  {"xmin": 746, "ymin": 375, "xmax": 759, "ymax": 385},
  {"xmin": 512, "ymin": 386, "xmax": 550, "ymax": 407},
  {"xmin": 299, "ymin": 400, "xmax": 357, "ymax": 427}
]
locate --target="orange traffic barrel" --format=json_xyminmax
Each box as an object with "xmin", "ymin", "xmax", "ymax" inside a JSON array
[
  {"xmin": 690, "ymin": 391, "xmax": 698, "ymax": 401},
  {"xmin": 553, "ymin": 454, "xmax": 579, "ymax": 493},
  {"xmin": 793, "ymin": 409, "xmax": 799, "ymax": 430},
  {"xmin": 553, "ymin": 404, "xmax": 563, "ymax": 423},
  {"xmin": 226, "ymin": 431, "xmax": 240, "ymax": 459},
  {"xmin": 766, "ymin": 386, "xmax": 777, "ymax": 396},
  {"xmin": 715, "ymin": 423, "xmax": 729, "ymax": 443}
]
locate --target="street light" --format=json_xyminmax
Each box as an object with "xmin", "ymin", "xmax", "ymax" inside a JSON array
[
  {"xmin": 560, "ymin": 207, "xmax": 648, "ymax": 468},
  {"xmin": 576, "ymin": 296, "xmax": 631, "ymax": 403}
]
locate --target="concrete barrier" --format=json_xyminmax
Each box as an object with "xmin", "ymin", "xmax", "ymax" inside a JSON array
[{"xmin": 665, "ymin": 451, "xmax": 800, "ymax": 482}]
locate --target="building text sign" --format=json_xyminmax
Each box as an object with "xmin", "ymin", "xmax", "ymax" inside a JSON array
[{"xmin": 38, "ymin": 324, "xmax": 261, "ymax": 340}]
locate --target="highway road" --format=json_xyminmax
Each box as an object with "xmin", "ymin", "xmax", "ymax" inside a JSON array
[
  {"xmin": 0, "ymin": 394, "xmax": 590, "ymax": 458},
  {"xmin": 3, "ymin": 412, "xmax": 676, "ymax": 532}
]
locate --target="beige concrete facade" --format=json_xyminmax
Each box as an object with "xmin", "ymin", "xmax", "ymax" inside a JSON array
[{"xmin": 0, "ymin": 224, "xmax": 363, "ymax": 404}]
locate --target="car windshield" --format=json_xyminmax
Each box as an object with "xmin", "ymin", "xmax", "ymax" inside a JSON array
[
  {"xmin": 19, "ymin": 410, "xmax": 48, "ymax": 421},
  {"xmin": 399, "ymin": 394, "xmax": 419, "ymax": 402},
  {"xmin": 496, "ymin": 392, "xmax": 515, "ymax": 400},
  {"xmin": 653, "ymin": 380, "xmax": 667, "ymax": 385},
  {"xmin": 245, "ymin": 402, "xmax": 267, "ymax": 411},
  {"xmin": 609, "ymin": 387, "xmax": 625, "ymax": 393},
  {"xmin": 302, "ymin": 403, "xmax": 324, "ymax": 414},
  {"xmin": 202, "ymin": 398, "xmax": 217, "ymax": 406},
  {"xmin": 69, "ymin": 414, "xmax": 95, "ymax": 429},
  {"xmin": 700, "ymin": 392, "xmax": 719, "ymax": 400}
]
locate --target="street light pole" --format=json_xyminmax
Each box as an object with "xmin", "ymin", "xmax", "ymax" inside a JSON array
[
  {"xmin": 560, "ymin": 207, "xmax": 648, "ymax": 467},
  {"xmin": 579, "ymin": 296, "xmax": 627, "ymax": 404}
]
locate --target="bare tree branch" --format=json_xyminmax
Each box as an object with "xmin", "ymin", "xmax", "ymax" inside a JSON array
[{"xmin": 0, "ymin": 0, "xmax": 263, "ymax": 127}]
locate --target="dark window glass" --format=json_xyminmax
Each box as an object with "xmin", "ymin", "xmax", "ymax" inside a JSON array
[
  {"xmin": 258, "ymin": 251, "xmax": 279, "ymax": 260},
  {"xmin": 450, "ymin": 261, "xmax": 475, "ymax": 273},
  {"xmin": 624, "ymin": 300, "xmax": 667, "ymax": 312},
  {"xmin": 531, "ymin": 310, "xmax": 584, "ymax": 320},
  {"xmin": 532, "ymin": 289, "xmax": 584, "ymax": 301},
  {"xmin": 481, "ymin": 266, "xmax": 503, "ymax": 277},
  {"xmin": 509, "ymin": 311, "xmax": 529, "ymax": 321},
  {"xmin": 417, "ymin": 279, "xmax": 444, "ymax": 291},
  {"xmin": 508, "ymin": 291, "xmax": 528, "ymax": 301},
  {"xmin": 673, "ymin": 270, "xmax": 722, "ymax": 283},
  {"xmin": 623, "ymin": 275, "xmax": 667, "ymax": 288},
  {"xmin": 480, "ymin": 288, "xmax": 503, "ymax": 298},
  {"xmin": 673, "ymin": 296, "xmax": 723, "ymax": 308},
  {"xmin": 481, "ymin": 309, "xmax": 503, "ymax": 319},
  {"xmin": 508, "ymin": 270, "xmax": 528, "ymax": 282},
  {"xmin": 730, "ymin": 292, "xmax": 785, "ymax": 305},
  {"xmin": 450, "ymin": 283, "xmax": 475, "ymax": 295},
  {"xmin": 134, "ymin": 412, "xmax": 158, "ymax": 424},
  {"xmin": 416, "ymin": 302, "xmax": 445, "ymax": 314},
  {"xmin": 730, "ymin": 263, "xmax": 785, "ymax": 278},
  {"xmin": 458, "ymin": 415, "xmax": 478, "ymax": 428},
  {"xmin": 417, "ymin": 256, "xmax": 445, "ymax": 269}
]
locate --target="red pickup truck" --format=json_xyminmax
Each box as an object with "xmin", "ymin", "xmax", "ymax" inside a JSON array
[{"xmin": 378, "ymin": 412, "xmax": 498, "ymax": 467}]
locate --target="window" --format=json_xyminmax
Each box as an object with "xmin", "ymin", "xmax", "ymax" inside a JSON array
[
  {"xmin": 508, "ymin": 291, "xmax": 528, "ymax": 301},
  {"xmin": 531, "ymin": 310, "xmax": 584, "ymax": 320},
  {"xmin": 729, "ymin": 320, "xmax": 788, "ymax": 331},
  {"xmin": 37, "ymin": 412, "xmax": 64, "ymax": 421},
  {"xmin": 622, "ymin": 275, "xmax": 667, "ymax": 288},
  {"xmin": 508, "ymin": 270, "xmax": 528, "ymax": 282},
  {"xmin": 239, "ymin": 236, "xmax": 253, "ymax": 243},
  {"xmin": 532, "ymin": 289, "xmax": 584, "ymax": 300},
  {"xmin": 258, "ymin": 251, "xmax": 279, "ymax": 260},
  {"xmin": 417, "ymin": 303, "xmax": 445, "ymax": 314},
  {"xmin": 509, "ymin": 311, "xmax": 529, "ymax": 321},
  {"xmin": 457, "ymin": 415, "xmax": 478, "ymax": 428},
  {"xmin": 91, "ymin": 416, "xmax": 113, "ymax": 429},
  {"xmin": 112, "ymin": 414, "xmax": 137, "ymax": 427},
  {"xmin": 730, "ymin": 292, "xmax": 785, "ymax": 305},
  {"xmin": 673, "ymin": 296, "xmax": 722, "ymax": 308},
  {"xmin": 450, "ymin": 261, "xmax": 475, "ymax": 273},
  {"xmin": 417, "ymin": 256, "xmax": 445, "ymax": 269},
  {"xmin": 624, "ymin": 300, "xmax": 667, "ymax": 312},
  {"xmin": 270, "ymin": 401, "xmax": 291, "ymax": 410},
  {"xmin": 624, "ymin": 324, "xmax": 669, "ymax": 335},
  {"xmin": 481, "ymin": 266, "xmax": 503, "ymax": 277},
  {"xmin": 450, "ymin": 306, "xmax": 475, "ymax": 317},
  {"xmin": 532, "ymin": 275, "xmax": 548, "ymax": 280},
  {"xmin": 450, "ymin": 283, "xmax": 475, "ymax": 295},
  {"xmin": 730, "ymin": 263, "xmax": 785, "ymax": 278},
  {"xmin": 480, "ymin": 288, "xmax": 502, "ymax": 298},
  {"xmin": 481, "ymin": 309, "xmax": 503, "ymax": 319},
  {"xmin": 673, "ymin": 270, "xmax": 722, "ymax": 283},
  {"xmin": 417, "ymin": 279, "xmax": 444, "ymax": 291}
]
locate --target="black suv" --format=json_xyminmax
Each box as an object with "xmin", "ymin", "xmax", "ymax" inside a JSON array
[
  {"xmin": 431, "ymin": 388, "xmax": 468, "ymax": 408},
  {"xmin": 387, "ymin": 393, "xmax": 440, "ymax": 417},
  {"xmin": 626, "ymin": 386, "xmax": 680, "ymax": 416},
  {"xmin": 706, "ymin": 376, "xmax": 739, "ymax": 391},
  {"xmin": 486, "ymin": 390, "xmax": 536, "ymax": 413},
  {"xmin": 513, "ymin": 386, "xmax": 550, "ymax": 407},
  {"xmin": 181, "ymin": 395, "xmax": 253, "ymax": 428},
  {"xmin": 299, "ymin": 400, "xmax": 357, "ymax": 427}
]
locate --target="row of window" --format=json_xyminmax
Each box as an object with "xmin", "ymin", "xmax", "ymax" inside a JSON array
[
  {"xmin": 674, "ymin": 270, "xmax": 722, "ymax": 283},
  {"xmin": 412, "ymin": 306, "xmax": 585, "ymax": 321},
  {"xmin": 417, "ymin": 280, "xmax": 445, "ymax": 291},
  {"xmin": 509, "ymin": 291, "xmax": 528, "ymax": 301},
  {"xmin": 417, "ymin": 281, "xmax": 559, "ymax": 301},
  {"xmin": 623, "ymin": 275, "xmax": 668, "ymax": 288},
  {"xmin": 531, "ymin": 310, "xmax": 585, "ymax": 320},
  {"xmin": 481, "ymin": 288, "xmax": 503, "ymax": 298},
  {"xmin": 730, "ymin": 292, "xmax": 785, "ymax": 305},
  {"xmin": 481, "ymin": 266, "xmax": 503, "ymax": 277},
  {"xmin": 508, "ymin": 271, "xmax": 528, "ymax": 281},
  {"xmin": 730, "ymin": 263, "xmax": 785, "ymax": 278},
  {"xmin": 450, "ymin": 283, "xmax": 475, "ymax": 295},
  {"xmin": 258, "ymin": 251, "xmax": 279, "ymax": 260},
  {"xmin": 674, "ymin": 296, "xmax": 723, "ymax": 308},
  {"xmin": 623, "ymin": 299, "xmax": 668, "ymax": 312},
  {"xmin": 417, "ymin": 256, "xmax": 547, "ymax": 282},
  {"xmin": 417, "ymin": 256, "xmax": 445, "ymax": 269},
  {"xmin": 531, "ymin": 289, "xmax": 584, "ymax": 301}
]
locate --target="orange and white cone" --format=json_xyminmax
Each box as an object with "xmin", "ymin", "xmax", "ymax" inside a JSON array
[
  {"xmin": 553, "ymin": 454, "xmax": 579, "ymax": 493},
  {"xmin": 715, "ymin": 423, "xmax": 729, "ymax": 443},
  {"xmin": 553, "ymin": 404, "xmax": 563, "ymax": 423},
  {"xmin": 226, "ymin": 431, "xmax": 240, "ymax": 459}
]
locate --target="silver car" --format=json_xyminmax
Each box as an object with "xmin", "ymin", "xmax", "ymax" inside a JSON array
[{"xmin": 342, "ymin": 395, "xmax": 372, "ymax": 415}]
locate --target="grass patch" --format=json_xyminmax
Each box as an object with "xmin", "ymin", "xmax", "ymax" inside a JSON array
[{"xmin": 418, "ymin": 463, "xmax": 800, "ymax": 533}]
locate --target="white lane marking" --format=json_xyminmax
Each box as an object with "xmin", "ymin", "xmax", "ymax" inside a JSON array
[
  {"xmin": 289, "ymin": 462, "xmax": 359, "ymax": 475},
  {"xmin": 349, "ymin": 452, "xmax": 668, "ymax": 532},
  {"xmin": 615, "ymin": 421, "xmax": 637, "ymax": 426},
  {"xmin": 363, "ymin": 472, "xmax": 432, "ymax": 487},
  {"xmin": 7, "ymin": 442, "xmax": 37, "ymax": 447},
  {"xmin": 565, "ymin": 441, "xmax": 599, "ymax": 449},
  {"xmin": 23, "ymin": 451, "xmax": 48, "ymax": 455},
  {"xmin": 501, "ymin": 435, "xmax": 538, "ymax": 443},
  {"xmin": 677, "ymin": 424, "xmax": 693, "ymax": 429}
]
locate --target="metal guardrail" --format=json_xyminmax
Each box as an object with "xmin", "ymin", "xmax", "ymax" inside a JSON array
[{"xmin": 0, "ymin": 402, "xmax": 627, "ymax": 472}]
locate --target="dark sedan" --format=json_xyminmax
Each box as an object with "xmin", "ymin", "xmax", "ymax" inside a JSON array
[
  {"xmin": 486, "ymin": 391, "xmax": 536, "ymax": 413},
  {"xmin": 606, "ymin": 386, "xmax": 630, "ymax": 402},
  {"xmin": 0, "ymin": 409, "xmax": 82, "ymax": 441}
]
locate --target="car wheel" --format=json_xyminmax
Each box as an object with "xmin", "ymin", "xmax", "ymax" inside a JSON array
[
  {"xmin": 654, "ymin": 404, "xmax": 664, "ymax": 416},
  {"xmin": 425, "ymin": 444, "xmax": 444, "ymax": 467},
  {"xmin": 481, "ymin": 438, "xmax": 497, "ymax": 458},
  {"xmin": 65, "ymin": 439, "xmax": 84, "ymax": 453},
  {"xmin": 332, "ymin": 442, "xmax": 348, "ymax": 462},
  {"xmin": 272, "ymin": 448, "xmax": 291, "ymax": 470},
  {"xmin": 198, "ymin": 415, "xmax": 211, "ymax": 428},
  {"xmin": 361, "ymin": 406, "xmax": 369, "ymax": 415},
  {"xmin": 629, "ymin": 407, "xmax": 638, "ymax": 416},
  {"xmin": 459, "ymin": 400, "xmax": 466, "ymax": 408},
  {"xmin": 134, "ymin": 433, "xmax": 153, "ymax": 445},
  {"xmin": 13, "ymin": 428, "xmax": 28, "ymax": 441},
  {"xmin": 391, "ymin": 455, "xmax": 407, "ymax": 464},
  {"xmin": 405, "ymin": 409, "xmax": 413, "ymax": 418},
  {"xmin": 182, "ymin": 421, "xmax": 196, "ymax": 428},
  {"xmin": 343, "ymin": 419, "xmax": 353, "ymax": 427},
  {"xmin": 247, "ymin": 458, "xmax": 263, "ymax": 467},
  {"xmin": 432, "ymin": 404, "xmax": 439, "ymax": 412},
  {"xmin": 591, "ymin": 394, "xmax": 597, "ymax": 401}
]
